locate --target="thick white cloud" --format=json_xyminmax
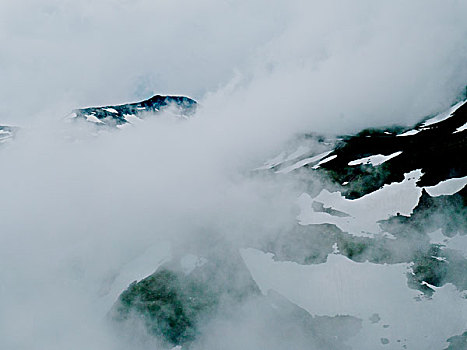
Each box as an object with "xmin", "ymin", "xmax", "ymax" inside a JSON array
[
  {"xmin": 1, "ymin": 0, "xmax": 466, "ymax": 132},
  {"xmin": 0, "ymin": 1, "xmax": 466, "ymax": 349}
]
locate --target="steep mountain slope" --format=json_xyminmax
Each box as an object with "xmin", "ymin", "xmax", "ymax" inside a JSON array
[
  {"xmin": 246, "ymin": 97, "xmax": 467, "ymax": 349},
  {"xmin": 1, "ymin": 93, "xmax": 465, "ymax": 349},
  {"xmin": 264, "ymin": 97, "xmax": 467, "ymax": 198},
  {"xmin": 106, "ymin": 97, "xmax": 466, "ymax": 349}
]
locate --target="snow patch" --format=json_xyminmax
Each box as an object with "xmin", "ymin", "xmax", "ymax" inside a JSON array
[
  {"xmin": 428, "ymin": 230, "xmax": 467, "ymax": 258},
  {"xmin": 454, "ymin": 121, "xmax": 467, "ymax": 133},
  {"xmin": 348, "ymin": 151, "xmax": 402, "ymax": 166},
  {"xmin": 421, "ymin": 100, "xmax": 465, "ymax": 127},
  {"xmin": 256, "ymin": 146, "xmax": 312, "ymax": 171},
  {"xmin": 297, "ymin": 170, "xmax": 423, "ymax": 236},
  {"xmin": 312, "ymin": 154, "xmax": 337, "ymax": 169},
  {"xmin": 276, "ymin": 151, "xmax": 333, "ymax": 174},
  {"xmin": 85, "ymin": 115, "xmax": 104, "ymax": 124},
  {"xmin": 424, "ymin": 176, "xmax": 467, "ymax": 197},
  {"xmin": 103, "ymin": 108, "xmax": 118, "ymax": 114},
  {"xmin": 123, "ymin": 114, "xmax": 142, "ymax": 124},
  {"xmin": 255, "ymin": 152, "xmax": 287, "ymax": 170},
  {"xmin": 240, "ymin": 248, "xmax": 467, "ymax": 350},
  {"xmin": 397, "ymin": 129, "xmax": 420, "ymax": 137}
]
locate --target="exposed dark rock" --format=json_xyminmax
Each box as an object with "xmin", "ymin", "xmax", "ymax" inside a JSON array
[
  {"xmin": 268, "ymin": 98, "xmax": 466, "ymax": 200},
  {"xmin": 319, "ymin": 98, "xmax": 467, "ymax": 198},
  {"xmin": 109, "ymin": 245, "xmax": 260, "ymax": 347},
  {"xmin": 109, "ymin": 241, "xmax": 363, "ymax": 348},
  {"xmin": 71, "ymin": 94, "xmax": 197, "ymax": 127}
]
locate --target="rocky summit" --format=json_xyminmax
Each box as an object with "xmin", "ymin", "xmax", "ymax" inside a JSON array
[{"xmin": 69, "ymin": 94, "xmax": 197, "ymax": 127}]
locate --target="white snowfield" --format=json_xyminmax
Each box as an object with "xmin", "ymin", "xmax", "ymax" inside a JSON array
[
  {"xmin": 311, "ymin": 154, "xmax": 337, "ymax": 169},
  {"xmin": 424, "ymin": 176, "xmax": 467, "ymax": 197},
  {"xmin": 85, "ymin": 114, "xmax": 104, "ymax": 124},
  {"xmin": 397, "ymin": 129, "xmax": 419, "ymax": 137},
  {"xmin": 297, "ymin": 170, "xmax": 423, "ymax": 236},
  {"xmin": 255, "ymin": 151, "xmax": 287, "ymax": 170},
  {"xmin": 103, "ymin": 108, "xmax": 118, "ymax": 114},
  {"xmin": 276, "ymin": 151, "xmax": 332, "ymax": 174},
  {"xmin": 421, "ymin": 99, "xmax": 465, "ymax": 127},
  {"xmin": 298, "ymin": 171, "xmax": 467, "ymax": 237},
  {"xmin": 256, "ymin": 145, "xmax": 315, "ymax": 171},
  {"xmin": 348, "ymin": 151, "xmax": 402, "ymax": 167},
  {"xmin": 123, "ymin": 114, "xmax": 142, "ymax": 124},
  {"xmin": 429, "ymin": 229, "xmax": 467, "ymax": 258},
  {"xmin": 397, "ymin": 99, "xmax": 466, "ymax": 137},
  {"xmin": 241, "ymin": 248, "xmax": 467, "ymax": 350},
  {"xmin": 454, "ymin": 121, "xmax": 467, "ymax": 133}
]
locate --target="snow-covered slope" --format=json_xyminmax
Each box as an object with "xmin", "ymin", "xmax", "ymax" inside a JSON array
[{"xmin": 263, "ymin": 97, "xmax": 467, "ymax": 198}]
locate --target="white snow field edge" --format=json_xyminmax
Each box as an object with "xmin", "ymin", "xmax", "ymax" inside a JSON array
[
  {"xmin": 312, "ymin": 154, "xmax": 338, "ymax": 169},
  {"xmin": 298, "ymin": 170, "xmax": 423, "ymax": 237},
  {"xmin": 276, "ymin": 151, "xmax": 332, "ymax": 174},
  {"xmin": 454, "ymin": 121, "xmax": 467, "ymax": 133},
  {"xmin": 422, "ymin": 99, "xmax": 466, "ymax": 127},
  {"xmin": 348, "ymin": 151, "xmax": 402, "ymax": 167},
  {"xmin": 424, "ymin": 176, "xmax": 467, "ymax": 197},
  {"xmin": 397, "ymin": 98, "xmax": 466, "ymax": 137},
  {"xmin": 241, "ymin": 247, "xmax": 467, "ymax": 350},
  {"xmin": 429, "ymin": 229, "xmax": 467, "ymax": 259},
  {"xmin": 298, "ymin": 171, "xmax": 467, "ymax": 237}
]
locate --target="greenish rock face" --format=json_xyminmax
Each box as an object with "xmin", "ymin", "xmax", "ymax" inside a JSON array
[
  {"xmin": 109, "ymin": 247, "xmax": 262, "ymax": 347},
  {"xmin": 110, "ymin": 268, "xmax": 215, "ymax": 345}
]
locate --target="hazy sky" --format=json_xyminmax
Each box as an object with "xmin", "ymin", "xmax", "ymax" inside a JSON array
[{"xmin": 1, "ymin": 0, "xmax": 466, "ymax": 132}]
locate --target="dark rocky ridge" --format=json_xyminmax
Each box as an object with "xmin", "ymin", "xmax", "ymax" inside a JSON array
[
  {"xmin": 0, "ymin": 95, "xmax": 197, "ymax": 143},
  {"xmin": 109, "ymin": 243, "xmax": 362, "ymax": 349},
  {"xmin": 265, "ymin": 97, "xmax": 466, "ymax": 200},
  {"xmin": 70, "ymin": 94, "xmax": 197, "ymax": 127},
  {"xmin": 319, "ymin": 98, "xmax": 467, "ymax": 198}
]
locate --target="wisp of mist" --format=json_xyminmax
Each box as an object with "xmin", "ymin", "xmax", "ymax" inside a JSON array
[{"xmin": 0, "ymin": 0, "xmax": 466, "ymax": 349}]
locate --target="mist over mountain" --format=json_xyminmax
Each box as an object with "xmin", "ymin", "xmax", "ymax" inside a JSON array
[{"xmin": 1, "ymin": 1, "xmax": 466, "ymax": 350}]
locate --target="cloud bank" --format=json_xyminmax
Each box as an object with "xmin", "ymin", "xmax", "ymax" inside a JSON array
[
  {"xmin": 0, "ymin": 1, "xmax": 466, "ymax": 349},
  {"xmin": 0, "ymin": 0, "xmax": 466, "ymax": 132}
]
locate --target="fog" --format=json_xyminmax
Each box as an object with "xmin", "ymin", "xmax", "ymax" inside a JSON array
[
  {"xmin": 1, "ymin": 0, "xmax": 466, "ymax": 130},
  {"xmin": 0, "ymin": 0, "xmax": 466, "ymax": 349}
]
